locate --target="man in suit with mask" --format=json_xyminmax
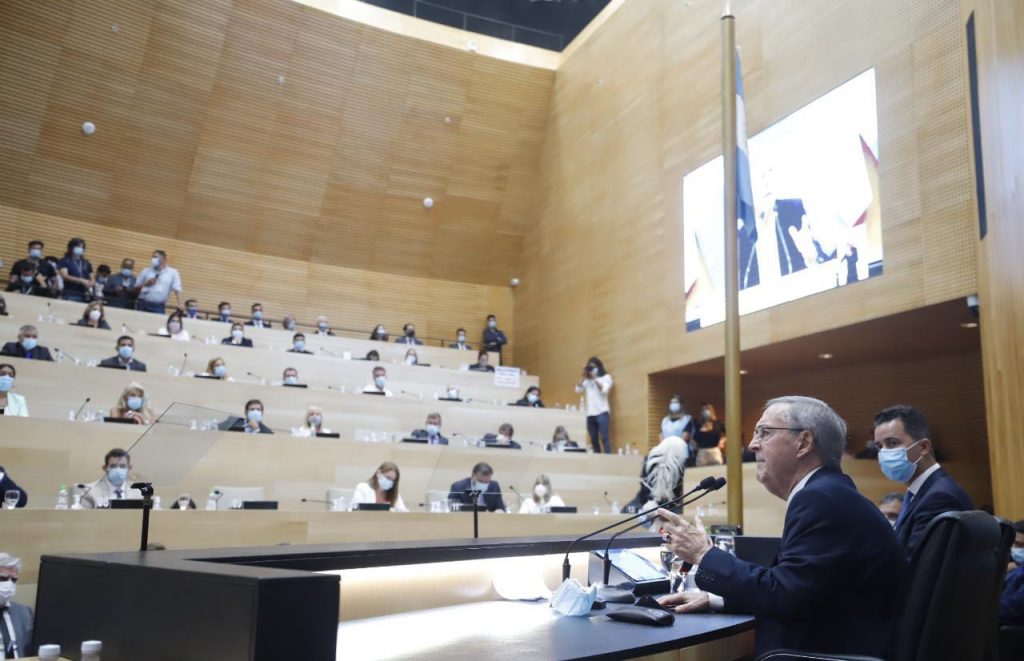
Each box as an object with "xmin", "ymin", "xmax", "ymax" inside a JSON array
[
  {"xmin": 0, "ymin": 552, "xmax": 33, "ymax": 658},
  {"xmin": 450, "ymin": 462, "xmax": 506, "ymax": 512}
]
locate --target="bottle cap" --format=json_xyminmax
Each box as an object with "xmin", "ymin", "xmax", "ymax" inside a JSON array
[
  {"xmin": 38, "ymin": 643, "xmax": 62, "ymax": 657},
  {"xmin": 82, "ymin": 640, "xmax": 103, "ymax": 653}
]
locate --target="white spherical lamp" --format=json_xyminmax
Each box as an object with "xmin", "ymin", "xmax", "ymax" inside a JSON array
[
  {"xmin": 422, "ymin": 197, "xmax": 434, "ymax": 209},
  {"xmin": 81, "ymin": 121, "xmax": 96, "ymax": 135}
]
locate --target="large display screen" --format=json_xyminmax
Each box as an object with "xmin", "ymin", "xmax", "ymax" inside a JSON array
[{"xmin": 683, "ymin": 69, "xmax": 882, "ymax": 331}]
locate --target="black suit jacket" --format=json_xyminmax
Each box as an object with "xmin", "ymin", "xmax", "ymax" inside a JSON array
[
  {"xmin": 245, "ymin": 320, "xmax": 272, "ymax": 328},
  {"xmin": 696, "ymin": 466, "xmax": 907, "ymax": 657},
  {"xmin": 98, "ymin": 356, "xmax": 148, "ymax": 372},
  {"xmin": 895, "ymin": 466, "xmax": 973, "ymax": 558},
  {"xmin": 394, "ymin": 336, "xmax": 424, "ymax": 345},
  {"xmin": 450, "ymin": 477, "xmax": 506, "ymax": 512},
  {"xmin": 0, "ymin": 465, "xmax": 28, "ymax": 507},
  {"xmin": 0, "ymin": 342, "xmax": 54, "ymax": 361},
  {"xmin": 221, "ymin": 337, "xmax": 254, "ymax": 348},
  {"xmin": 410, "ymin": 429, "xmax": 449, "ymax": 445}
]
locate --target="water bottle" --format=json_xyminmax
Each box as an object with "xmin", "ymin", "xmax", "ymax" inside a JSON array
[
  {"xmin": 55, "ymin": 484, "xmax": 69, "ymax": 510},
  {"xmin": 610, "ymin": 500, "xmax": 621, "ymax": 515},
  {"xmin": 206, "ymin": 490, "xmax": 220, "ymax": 511},
  {"xmin": 81, "ymin": 640, "xmax": 103, "ymax": 661},
  {"xmin": 70, "ymin": 493, "xmax": 83, "ymax": 510}
]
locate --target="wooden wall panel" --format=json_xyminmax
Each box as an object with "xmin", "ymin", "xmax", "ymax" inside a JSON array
[
  {"xmin": 518, "ymin": 0, "xmax": 980, "ymax": 447},
  {"xmin": 960, "ymin": 0, "xmax": 1024, "ymax": 518}
]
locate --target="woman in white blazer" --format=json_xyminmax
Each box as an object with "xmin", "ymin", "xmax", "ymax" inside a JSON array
[
  {"xmin": 352, "ymin": 461, "xmax": 408, "ymax": 512},
  {"xmin": 0, "ymin": 363, "xmax": 28, "ymax": 417},
  {"xmin": 518, "ymin": 475, "xmax": 565, "ymax": 514}
]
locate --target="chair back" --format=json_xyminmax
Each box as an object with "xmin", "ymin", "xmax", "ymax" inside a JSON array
[{"xmin": 891, "ymin": 511, "xmax": 1010, "ymax": 661}]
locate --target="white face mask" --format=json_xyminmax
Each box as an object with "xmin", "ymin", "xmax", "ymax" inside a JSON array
[
  {"xmin": 375, "ymin": 376, "xmax": 387, "ymax": 389},
  {"xmin": 405, "ymin": 356, "xmax": 416, "ymax": 365},
  {"xmin": 89, "ymin": 309, "xmax": 102, "ymax": 321},
  {"xmin": 550, "ymin": 578, "xmax": 597, "ymax": 617},
  {"xmin": 472, "ymin": 479, "xmax": 489, "ymax": 492},
  {"xmin": 376, "ymin": 473, "xmax": 395, "ymax": 491},
  {"xmin": 669, "ymin": 402, "xmax": 681, "ymax": 414},
  {"xmin": 447, "ymin": 388, "xmax": 459, "ymax": 399},
  {"xmin": 457, "ymin": 334, "xmax": 466, "ymax": 342},
  {"xmin": 533, "ymin": 483, "xmax": 549, "ymax": 499},
  {"xmin": 0, "ymin": 580, "xmax": 16, "ymax": 606},
  {"xmin": 284, "ymin": 375, "xmax": 298, "ymax": 385},
  {"xmin": 232, "ymin": 329, "xmax": 243, "ymax": 339},
  {"xmin": 168, "ymin": 321, "xmax": 182, "ymax": 334},
  {"xmin": 308, "ymin": 414, "xmax": 322, "ymax": 428},
  {"xmin": 426, "ymin": 423, "xmax": 440, "ymax": 435},
  {"xmin": 527, "ymin": 392, "xmax": 539, "ymax": 404}
]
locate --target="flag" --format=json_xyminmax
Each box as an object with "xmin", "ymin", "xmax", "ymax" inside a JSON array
[{"xmin": 735, "ymin": 48, "xmax": 759, "ymax": 289}]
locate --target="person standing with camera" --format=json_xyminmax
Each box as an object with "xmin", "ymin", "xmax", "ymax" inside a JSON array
[{"xmin": 575, "ymin": 356, "xmax": 613, "ymax": 453}]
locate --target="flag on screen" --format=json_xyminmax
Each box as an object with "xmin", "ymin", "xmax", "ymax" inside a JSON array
[{"xmin": 735, "ymin": 48, "xmax": 760, "ymax": 290}]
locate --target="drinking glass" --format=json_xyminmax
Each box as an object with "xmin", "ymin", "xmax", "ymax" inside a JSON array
[
  {"xmin": 4, "ymin": 490, "xmax": 19, "ymax": 509},
  {"xmin": 177, "ymin": 493, "xmax": 191, "ymax": 511}
]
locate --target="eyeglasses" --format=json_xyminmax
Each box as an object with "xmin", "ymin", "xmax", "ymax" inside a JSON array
[
  {"xmin": 0, "ymin": 576, "xmax": 18, "ymax": 583},
  {"xmin": 753, "ymin": 426, "xmax": 805, "ymax": 442}
]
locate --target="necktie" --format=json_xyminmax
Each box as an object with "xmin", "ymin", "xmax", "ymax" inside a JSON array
[
  {"xmin": 115, "ymin": 488, "xmax": 123, "ymax": 499},
  {"xmin": 1, "ymin": 606, "xmax": 11, "ymax": 655},
  {"xmin": 894, "ymin": 490, "xmax": 914, "ymax": 529}
]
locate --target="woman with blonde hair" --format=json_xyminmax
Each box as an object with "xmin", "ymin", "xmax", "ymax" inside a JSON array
[
  {"xmin": 75, "ymin": 300, "xmax": 111, "ymax": 330},
  {"xmin": 204, "ymin": 357, "xmax": 231, "ymax": 381},
  {"xmin": 352, "ymin": 461, "xmax": 408, "ymax": 512},
  {"xmin": 299, "ymin": 406, "xmax": 331, "ymax": 437},
  {"xmin": 518, "ymin": 474, "xmax": 565, "ymax": 514},
  {"xmin": 109, "ymin": 382, "xmax": 155, "ymax": 425}
]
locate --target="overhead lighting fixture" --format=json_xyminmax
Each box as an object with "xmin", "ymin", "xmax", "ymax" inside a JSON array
[
  {"xmin": 960, "ymin": 322, "xmax": 978, "ymax": 329},
  {"xmin": 739, "ymin": 369, "xmax": 748, "ymax": 375},
  {"xmin": 818, "ymin": 353, "xmax": 834, "ymax": 360}
]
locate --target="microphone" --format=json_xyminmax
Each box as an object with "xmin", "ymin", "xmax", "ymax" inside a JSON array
[
  {"xmin": 246, "ymin": 371, "xmax": 267, "ymax": 384},
  {"xmin": 509, "ymin": 484, "xmax": 523, "ymax": 506},
  {"xmin": 602, "ymin": 477, "xmax": 726, "ymax": 585},
  {"xmin": 300, "ymin": 497, "xmax": 333, "ymax": 504},
  {"xmin": 399, "ymin": 390, "xmax": 422, "ymax": 400},
  {"xmin": 56, "ymin": 348, "xmax": 83, "ymax": 366},
  {"xmin": 603, "ymin": 491, "xmax": 612, "ymax": 506},
  {"xmin": 561, "ymin": 476, "xmax": 719, "ymax": 582},
  {"xmin": 319, "ymin": 347, "xmax": 338, "ymax": 358},
  {"xmin": 72, "ymin": 397, "xmax": 91, "ymax": 421},
  {"xmin": 47, "ymin": 301, "xmax": 53, "ymax": 321}
]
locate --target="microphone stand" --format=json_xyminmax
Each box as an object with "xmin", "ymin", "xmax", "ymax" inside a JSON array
[{"xmin": 133, "ymin": 482, "xmax": 154, "ymax": 552}]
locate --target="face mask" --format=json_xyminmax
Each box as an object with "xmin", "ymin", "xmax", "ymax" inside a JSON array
[
  {"xmin": 550, "ymin": 578, "xmax": 597, "ymax": 617},
  {"xmin": 497, "ymin": 435, "xmax": 510, "ymax": 444},
  {"xmin": 121, "ymin": 268, "xmax": 132, "ymax": 277},
  {"xmin": 375, "ymin": 376, "xmax": 387, "ymax": 389},
  {"xmin": 29, "ymin": 248, "xmax": 42, "ymax": 259},
  {"xmin": 457, "ymin": 334, "xmax": 466, "ymax": 342},
  {"xmin": 21, "ymin": 275, "xmax": 33, "ymax": 284},
  {"xmin": 253, "ymin": 310, "xmax": 263, "ymax": 320},
  {"xmin": 308, "ymin": 415, "xmax": 322, "ymax": 428},
  {"xmin": 0, "ymin": 580, "xmax": 16, "ymax": 607},
  {"xmin": 118, "ymin": 345, "xmax": 134, "ymax": 360},
  {"xmin": 488, "ymin": 320, "xmax": 497, "ymax": 329},
  {"xmin": 376, "ymin": 474, "xmax": 395, "ymax": 491},
  {"xmin": 534, "ymin": 484, "xmax": 549, "ymax": 499},
  {"xmin": 318, "ymin": 322, "xmax": 328, "ymax": 330},
  {"xmin": 405, "ymin": 356, "xmax": 416, "ymax": 365},
  {"xmin": 447, "ymin": 388, "xmax": 459, "ymax": 399},
  {"xmin": 73, "ymin": 245, "xmax": 84, "ymax": 257},
  {"xmin": 1012, "ymin": 548, "xmax": 1024, "ymax": 565},
  {"xmin": 107, "ymin": 467, "xmax": 128, "ymax": 486},
  {"xmin": 97, "ymin": 276, "xmax": 107, "ymax": 285},
  {"xmin": 0, "ymin": 375, "xmax": 13, "ymax": 393},
  {"xmin": 89, "ymin": 309, "xmax": 102, "ymax": 321},
  {"xmin": 285, "ymin": 321, "xmax": 296, "ymax": 331},
  {"xmin": 221, "ymin": 309, "xmax": 231, "ymax": 318},
  {"xmin": 669, "ymin": 402, "xmax": 682, "ymax": 414},
  {"xmin": 426, "ymin": 423, "xmax": 440, "ymax": 435},
  {"xmin": 878, "ymin": 440, "xmax": 924, "ymax": 483},
  {"xmin": 702, "ymin": 410, "xmax": 711, "ymax": 420},
  {"xmin": 232, "ymin": 329, "xmax": 243, "ymax": 339},
  {"xmin": 406, "ymin": 328, "xmax": 415, "ymax": 337},
  {"xmin": 168, "ymin": 321, "xmax": 182, "ymax": 334},
  {"xmin": 151, "ymin": 256, "xmax": 161, "ymax": 268},
  {"xmin": 472, "ymin": 480, "xmax": 489, "ymax": 492},
  {"xmin": 21, "ymin": 337, "xmax": 38, "ymax": 352},
  {"xmin": 213, "ymin": 364, "xmax": 226, "ymax": 377},
  {"xmin": 247, "ymin": 409, "xmax": 263, "ymax": 423},
  {"xmin": 187, "ymin": 307, "xmax": 198, "ymax": 317},
  {"xmin": 284, "ymin": 376, "xmax": 298, "ymax": 386},
  {"xmin": 527, "ymin": 392, "xmax": 539, "ymax": 404},
  {"xmin": 127, "ymin": 396, "xmax": 143, "ymax": 411},
  {"xmin": 378, "ymin": 328, "xmax": 387, "ymax": 337},
  {"xmin": 293, "ymin": 340, "xmax": 305, "ymax": 352}
]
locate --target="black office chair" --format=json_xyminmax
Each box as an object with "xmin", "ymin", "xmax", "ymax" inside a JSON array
[{"xmin": 757, "ymin": 511, "xmax": 1012, "ymax": 661}]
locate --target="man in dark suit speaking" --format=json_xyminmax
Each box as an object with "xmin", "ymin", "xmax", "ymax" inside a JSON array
[
  {"xmin": 657, "ymin": 396, "xmax": 906, "ymax": 657},
  {"xmin": 873, "ymin": 404, "xmax": 973, "ymax": 558}
]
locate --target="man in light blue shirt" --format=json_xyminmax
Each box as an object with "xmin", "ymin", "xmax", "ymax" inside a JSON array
[{"xmin": 134, "ymin": 250, "xmax": 182, "ymax": 314}]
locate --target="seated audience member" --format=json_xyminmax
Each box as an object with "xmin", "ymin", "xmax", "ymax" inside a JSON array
[
  {"xmin": 203, "ymin": 357, "xmax": 230, "ymax": 380},
  {"xmin": 874, "ymin": 404, "xmax": 973, "ymax": 557},
  {"xmin": 92, "ymin": 264, "xmax": 111, "ymax": 301},
  {"xmin": 103, "ymin": 258, "xmax": 138, "ymax": 309},
  {"xmin": 625, "ymin": 436, "xmax": 687, "ymax": 513},
  {"xmin": 362, "ymin": 366, "xmax": 393, "ymax": 397},
  {"xmin": 75, "ymin": 301, "xmax": 111, "ymax": 330},
  {"xmin": 247, "ymin": 302, "xmax": 271, "ymax": 328},
  {"xmin": 547, "ymin": 425, "xmax": 580, "ymax": 452},
  {"xmin": 282, "ymin": 367, "xmax": 302, "ymax": 386},
  {"xmin": 57, "ymin": 237, "xmax": 94, "ymax": 302},
  {"xmin": 877, "ymin": 492, "xmax": 903, "ymax": 527},
  {"xmin": 0, "ymin": 364, "xmax": 28, "ymax": 417},
  {"xmin": 410, "ymin": 412, "xmax": 448, "ymax": 445},
  {"xmin": 227, "ymin": 399, "xmax": 273, "ymax": 434},
  {"xmin": 1, "ymin": 325, "xmax": 54, "ymax": 361},
  {"xmin": 365, "ymin": 350, "xmax": 380, "ymax": 361},
  {"xmin": 0, "ymin": 552, "xmax": 34, "ymax": 656},
  {"xmin": 450, "ymin": 463, "xmax": 507, "ymax": 512},
  {"xmin": 222, "ymin": 322, "xmax": 253, "ymax": 348},
  {"xmin": 657, "ymin": 396, "xmax": 907, "ymax": 658},
  {"xmin": 514, "ymin": 386, "xmax": 545, "ymax": 408},
  {"xmin": 157, "ymin": 310, "xmax": 190, "ymax": 341},
  {"xmin": 482, "ymin": 314, "xmax": 508, "ymax": 359},
  {"xmin": 519, "ymin": 475, "xmax": 566, "ymax": 514},
  {"xmin": 81, "ymin": 448, "xmax": 143, "ymax": 508},
  {"xmin": 184, "ymin": 299, "xmax": 200, "ymax": 319},
  {"xmin": 468, "ymin": 350, "xmax": 495, "ymax": 372},
  {"xmin": 369, "ymin": 325, "xmax": 388, "ymax": 342},
  {"xmin": 99, "ymin": 336, "xmax": 147, "ymax": 372},
  {"xmin": 854, "ymin": 433, "xmax": 880, "ymax": 459},
  {"xmin": 288, "ymin": 333, "xmax": 312, "ymax": 354},
  {"xmin": 216, "ymin": 301, "xmax": 232, "ymax": 323},
  {"xmin": 661, "ymin": 395, "xmax": 696, "ymax": 446},
  {"xmin": 484, "ymin": 423, "xmax": 522, "ymax": 449},
  {"xmin": 315, "ymin": 315, "xmax": 335, "ymax": 336},
  {"xmin": 693, "ymin": 403, "xmax": 725, "ymax": 466},
  {"xmin": 6, "ymin": 263, "xmax": 46, "ymax": 296},
  {"xmin": 282, "ymin": 315, "xmax": 298, "ymax": 332},
  {"xmin": 8, "ymin": 239, "xmax": 56, "ymax": 293},
  {"xmin": 449, "ymin": 328, "xmax": 472, "ymax": 350},
  {"xmin": 109, "ymin": 382, "xmax": 156, "ymax": 425},
  {"xmin": 134, "ymin": 249, "xmax": 182, "ymax": 314},
  {"xmin": 0, "ymin": 295, "xmax": 7, "ymax": 315},
  {"xmin": 299, "ymin": 406, "xmax": 332, "ymax": 436},
  {"xmin": 1001, "ymin": 520, "xmax": 1024, "ymax": 625},
  {"xmin": 0, "ymin": 465, "xmax": 28, "ymax": 507},
  {"xmin": 403, "ymin": 348, "xmax": 419, "ymax": 365},
  {"xmin": 395, "ymin": 323, "xmax": 423, "ymax": 346},
  {"xmin": 352, "ymin": 461, "xmax": 408, "ymax": 512},
  {"xmin": 443, "ymin": 384, "xmax": 461, "ymax": 401}
]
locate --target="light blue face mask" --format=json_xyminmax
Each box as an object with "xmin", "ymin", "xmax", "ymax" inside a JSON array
[
  {"xmin": 1012, "ymin": 548, "xmax": 1024, "ymax": 565},
  {"xmin": 247, "ymin": 409, "xmax": 263, "ymax": 423},
  {"xmin": 126, "ymin": 396, "xmax": 143, "ymax": 411},
  {"xmin": 213, "ymin": 365, "xmax": 226, "ymax": 378},
  {"xmin": 121, "ymin": 268, "xmax": 132, "ymax": 278},
  {"xmin": 21, "ymin": 337, "xmax": 38, "ymax": 352},
  {"xmin": 107, "ymin": 467, "xmax": 128, "ymax": 486},
  {"xmin": 20, "ymin": 275, "xmax": 33, "ymax": 284},
  {"xmin": 72, "ymin": 245, "xmax": 84, "ymax": 257},
  {"xmin": 878, "ymin": 440, "xmax": 924, "ymax": 483},
  {"xmin": 118, "ymin": 345, "xmax": 134, "ymax": 360},
  {"xmin": 0, "ymin": 375, "xmax": 13, "ymax": 393},
  {"xmin": 293, "ymin": 340, "xmax": 305, "ymax": 352}
]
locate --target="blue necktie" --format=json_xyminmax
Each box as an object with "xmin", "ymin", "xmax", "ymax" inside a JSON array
[{"xmin": 894, "ymin": 490, "xmax": 914, "ymax": 529}]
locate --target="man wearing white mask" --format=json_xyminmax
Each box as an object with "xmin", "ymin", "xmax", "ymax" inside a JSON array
[
  {"xmin": 134, "ymin": 249, "xmax": 182, "ymax": 315},
  {"xmin": 449, "ymin": 328, "xmax": 472, "ymax": 350},
  {"xmin": 450, "ymin": 463, "xmax": 507, "ymax": 512},
  {"xmin": 410, "ymin": 412, "xmax": 448, "ymax": 445},
  {"xmin": 484, "ymin": 423, "xmax": 522, "ymax": 449},
  {"xmin": 873, "ymin": 404, "xmax": 972, "ymax": 558},
  {"xmin": 0, "ymin": 552, "xmax": 33, "ymax": 658},
  {"xmin": 361, "ymin": 367, "xmax": 394, "ymax": 397},
  {"xmin": 81, "ymin": 448, "xmax": 143, "ymax": 508}
]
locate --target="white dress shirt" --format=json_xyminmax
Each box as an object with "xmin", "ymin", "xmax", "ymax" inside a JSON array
[
  {"xmin": 1, "ymin": 391, "xmax": 28, "ymax": 417},
  {"xmin": 575, "ymin": 374, "xmax": 613, "ymax": 416},
  {"xmin": 352, "ymin": 482, "xmax": 408, "ymax": 512},
  {"xmin": 518, "ymin": 495, "xmax": 566, "ymax": 514},
  {"xmin": 906, "ymin": 463, "xmax": 942, "ymax": 496}
]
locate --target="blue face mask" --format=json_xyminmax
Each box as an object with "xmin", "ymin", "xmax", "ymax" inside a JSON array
[
  {"xmin": 72, "ymin": 245, "xmax": 84, "ymax": 257},
  {"xmin": 293, "ymin": 340, "xmax": 305, "ymax": 352},
  {"xmin": 126, "ymin": 396, "xmax": 143, "ymax": 411},
  {"xmin": 107, "ymin": 467, "xmax": 128, "ymax": 486},
  {"xmin": 247, "ymin": 409, "xmax": 263, "ymax": 423},
  {"xmin": 21, "ymin": 337, "xmax": 38, "ymax": 352},
  {"xmin": 121, "ymin": 268, "xmax": 132, "ymax": 278},
  {"xmin": 878, "ymin": 440, "xmax": 924, "ymax": 483},
  {"xmin": 1012, "ymin": 548, "xmax": 1024, "ymax": 565},
  {"xmin": 20, "ymin": 275, "xmax": 33, "ymax": 284},
  {"xmin": 213, "ymin": 364, "xmax": 226, "ymax": 378},
  {"xmin": 29, "ymin": 248, "xmax": 42, "ymax": 259},
  {"xmin": 253, "ymin": 310, "xmax": 263, "ymax": 320},
  {"xmin": 118, "ymin": 345, "xmax": 134, "ymax": 360},
  {"xmin": 0, "ymin": 375, "xmax": 13, "ymax": 393}
]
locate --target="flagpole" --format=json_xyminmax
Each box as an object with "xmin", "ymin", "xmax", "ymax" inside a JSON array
[{"xmin": 721, "ymin": 4, "xmax": 743, "ymax": 528}]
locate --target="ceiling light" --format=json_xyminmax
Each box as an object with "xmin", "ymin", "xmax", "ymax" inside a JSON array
[
  {"xmin": 960, "ymin": 322, "xmax": 978, "ymax": 329},
  {"xmin": 818, "ymin": 353, "xmax": 833, "ymax": 360},
  {"xmin": 739, "ymin": 369, "xmax": 748, "ymax": 375}
]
